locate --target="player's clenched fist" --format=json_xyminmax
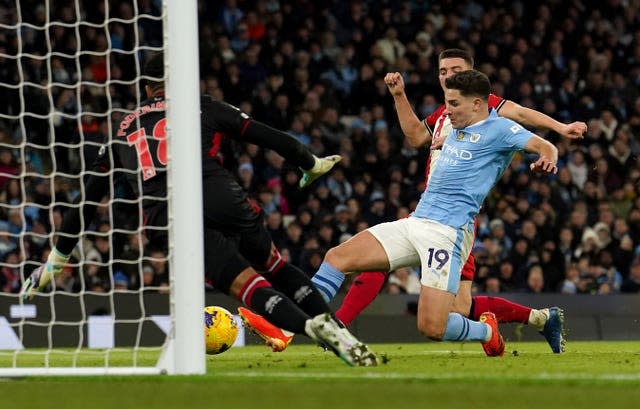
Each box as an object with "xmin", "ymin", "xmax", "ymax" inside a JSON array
[
  {"xmin": 560, "ymin": 121, "xmax": 587, "ymax": 139},
  {"xmin": 384, "ymin": 72, "xmax": 405, "ymax": 96}
]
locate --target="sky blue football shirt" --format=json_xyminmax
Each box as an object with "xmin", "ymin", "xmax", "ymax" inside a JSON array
[{"xmin": 413, "ymin": 109, "xmax": 534, "ymax": 228}]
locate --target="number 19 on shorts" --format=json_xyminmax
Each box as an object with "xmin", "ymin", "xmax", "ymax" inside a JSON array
[{"xmin": 426, "ymin": 248, "xmax": 450, "ymax": 270}]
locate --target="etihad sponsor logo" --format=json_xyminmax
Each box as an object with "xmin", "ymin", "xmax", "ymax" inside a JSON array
[
  {"xmin": 443, "ymin": 144, "xmax": 473, "ymax": 160},
  {"xmin": 441, "ymin": 144, "xmax": 473, "ymax": 166}
]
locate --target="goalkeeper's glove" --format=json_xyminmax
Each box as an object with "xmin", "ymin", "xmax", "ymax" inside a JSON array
[
  {"xmin": 299, "ymin": 155, "xmax": 342, "ymax": 188},
  {"xmin": 20, "ymin": 248, "xmax": 70, "ymax": 301}
]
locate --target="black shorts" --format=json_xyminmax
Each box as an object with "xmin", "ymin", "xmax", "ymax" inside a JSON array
[
  {"xmin": 143, "ymin": 201, "xmax": 169, "ymax": 251},
  {"xmin": 201, "ymin": 168, "xmax": 272, "ymax": 292}
]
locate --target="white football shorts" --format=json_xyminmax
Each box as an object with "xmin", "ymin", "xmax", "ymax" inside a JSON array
[{"xmin": 368, "ymin": 216, "xmax": 474, "ymax": 293}]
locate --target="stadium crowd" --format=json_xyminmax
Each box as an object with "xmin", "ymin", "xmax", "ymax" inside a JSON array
[{"xmin": 2, "ymin": 0, "xmax": 640, "ymax": 296}]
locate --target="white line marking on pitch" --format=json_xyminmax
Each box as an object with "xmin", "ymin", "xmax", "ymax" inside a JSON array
[{"xmin": 213, "ymin": 371, "xmax": 640, "ymax": 382}]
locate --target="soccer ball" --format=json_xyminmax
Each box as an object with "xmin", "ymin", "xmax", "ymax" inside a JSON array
[{"xmin": 204, "ymin": 306, "xmax": 239, "ymax": 355}]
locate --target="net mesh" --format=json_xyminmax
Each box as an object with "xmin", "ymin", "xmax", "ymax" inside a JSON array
[{"xmin": 0, "ymin": 0, "xmax": 169, "ymax": 372}]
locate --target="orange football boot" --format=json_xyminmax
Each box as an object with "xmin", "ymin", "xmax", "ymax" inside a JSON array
[
  {"xmin": 238, "ymin": 307, "xmax": 294, "ymax": 352},
  {"xmin": 480, "ymin": 312, "xmax": 505, "ymax": 357}
]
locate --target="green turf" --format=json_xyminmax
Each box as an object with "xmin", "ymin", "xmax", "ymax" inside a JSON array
[{"xmin": 2, "ymin": 342, "xmax": 639, "ymax": 409}]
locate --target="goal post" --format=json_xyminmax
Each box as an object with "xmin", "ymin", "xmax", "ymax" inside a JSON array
[
  {"xmin": 162, "ymin": 0, "xmax": 205, "ymax": 375},
  {"xmin": 0, "ymin": 0, "xmax": 204, "ymax": 376}
]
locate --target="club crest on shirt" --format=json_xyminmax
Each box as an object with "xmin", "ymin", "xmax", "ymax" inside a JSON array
[
  {"xmin": 456, "ymin": 131, "xmax": 464, "ymax": 141},
  {"xmin": 470, "ymin": 133, "xmax": 481, "ymax": 143}
]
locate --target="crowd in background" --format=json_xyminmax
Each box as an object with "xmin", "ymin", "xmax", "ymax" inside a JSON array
[{"xmin": 2, "ymin": 0, "xmax": 640, "ymax": 297}]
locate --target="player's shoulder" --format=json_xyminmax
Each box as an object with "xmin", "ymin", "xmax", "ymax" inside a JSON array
[
  {"xmin": 484, "ymin": 109, "xmax": 513, "ymax": 129},
  {"xmin": 486, "ymin": 111, "xmax": 529, "ymax": 138},
  {"xmin": 426, "ymin": 104, "xmax": 446, "ymax": 125},
  {"xmin": 488, "ymin": 93, "xmax": 506, "ymax": 111}
]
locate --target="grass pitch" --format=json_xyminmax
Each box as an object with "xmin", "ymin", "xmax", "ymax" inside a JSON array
[{"xmin": 2, "ymin": 341, "xmax": 639, "ymax": 409}]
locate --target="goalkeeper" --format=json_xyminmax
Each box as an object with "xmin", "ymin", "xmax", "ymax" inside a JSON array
[{"xmin": 20, "ymin": 53, "xmax": 377, "ymax": 367}]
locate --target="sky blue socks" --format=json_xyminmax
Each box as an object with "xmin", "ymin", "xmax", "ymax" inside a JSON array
[
  {"xmin": 443, "ymin": 312, "xmax": 489, "ymax": 342},
  {"xmin": 311, "ymin": 262, "xmax": 345, "ymax": 302}
]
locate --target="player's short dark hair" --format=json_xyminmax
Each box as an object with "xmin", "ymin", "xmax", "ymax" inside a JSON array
[
  {"xmin": 438, "ymin": 48, "xmax": 474, "ymax": 68},
  {"xmin": 144, "ymin": 52, "xmax": 164, "ymax": 91},
  {"xmin": 444, "ymin": 69, "xmax": 490, "ymax": 100}
]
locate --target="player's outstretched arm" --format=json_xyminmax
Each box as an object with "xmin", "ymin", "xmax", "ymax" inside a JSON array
[
  {"xmin": 20, "ymin": 172, "xmax": 110, "ymax": 300},
  {"xmin": 20, "ymin": 248, "xmax": 70, "ymax": 300},
  {"xmin": 499, "ymin": 101, "xmax": 586, "ymax": 139},
  {"xmin": 525, "ymin": 135, "xmax": 559, "ymax": 174},
  {"xmin": 384, "ymin": 72, "xmax": 431, "ymax": 148}
]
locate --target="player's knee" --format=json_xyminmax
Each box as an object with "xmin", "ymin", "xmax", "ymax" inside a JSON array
[
  {"xmin": 323, "ymin": 246, "xmax": 346, "ymax": 268},
  {"xmin": 258, "ymin": 245, "xmax": 284, "ymax": 275},
  {"xmin": 228, "ymin": 267, "xmax": 255, "ymax": 298}
]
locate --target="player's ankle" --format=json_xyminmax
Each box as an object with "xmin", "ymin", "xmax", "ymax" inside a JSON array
[
  {"xmin": 528, "ymin": 308, "xmax": 549, "ymax": 330},
  {"xmin": 307, "ymin": 155, "xmax": 322, "ymax": 172},
  {"xmin": 304, "ymin": 319, "xmax": 317, "ymax": 340},
  {"xmin": 483, "ymin": 324, "xmax": 492, "ymax": 342}
]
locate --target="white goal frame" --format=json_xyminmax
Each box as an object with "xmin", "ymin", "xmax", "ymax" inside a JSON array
[
  {"xmin": 160, "ymin": 0, "xmax": 206, "ymax": 376},
  {"xmin": 0, "ymin": 0, "xmax": 205, "ymax": 376}
]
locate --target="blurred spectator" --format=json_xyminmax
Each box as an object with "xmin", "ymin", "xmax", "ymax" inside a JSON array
[
  {"xmin": 283, "ymin": 221, "xmax": 304, "ymax": 266},
  {"xmin": 237, "ymin": 161, "xmax": 255, "ymax": 191},
  {"xmin": 596, "ymin": 249, "xmax": 623, "ymax": 293},
  {"xmin": 387, "ymin": 267, "xmax": 421, "ymax": 295},
  {"xmin": 567, "ymin": 149, "xmax": 588, "ymax": 190},
  {"xmin": 118, "ymin": 233, "xmax": 146, "ymax": 289},
  {"xmin": 288, "ymin": 116, "xmax": 311, "ymax": 145},
  {"xmin": 321, "ymin": 51, "xmax": 358, "ymax": 99},
  {"xmin": 557, "ymin": 226, "xmax": 575, "ymax": 266},
  {"xmin": 525, "ymin": 265, "xmax": 545, "ymax": 293},
  {"xmin": 496, "ymin": 260, "xmax": 518, "ymax": 292},
  {"xmin": 82, "ymin": 222, "xmax": 112, "ymax": 292},
  {"xmin": 265, "ymin": 210, "xmax": 287, "ymax": 249},
  {"xmin": 621, "ymin": 259, "xmax": 640, "ymax": 293},
  {"xmin": 539, "ymin": 241, "xmax": 565, "ymax": 291},
  {"xmin": 54, "ymin": 264, "xmax": 79, "ymax": 293},
  {"xmin": 560, "ymin": 264, "xmax": 581, "ymax": 294},
  {"xmin": 375, "ymin": 27, "xmax": 406, "ymax": 65},
  {"xmin": 262, "ymin": 177, "xmax": 290, "ymax": 215},
  {"xmin": 0, "ymin": 150, "xmax": 19, "ymax": 192},
  {"xmin": 245, "ymin": 10, "xmax": 265, "ymax": 42},
  {"xmin": 484, "ymin": 276, "xmax": 502, "ymax": 294},
  {"xmin": 1, "ymin": 251, "xmax": 21, "ymax": 293},
  {"xmin": 4, "ymin": 0, "xmax": 640, "ymax": 299},
  {"xmin": 574, "ymin": 227, "xmax": 601, "ymax": 260},
  {"xmin": 142, "ymin": 248, "xmax": 169, "ymax": 293},
  {"xmin": 332, "ymin": 204, "xmax": 354, "ymax": 236},
  {"xmin": 0, "ymin": 226, "xmax": 17, "ymax": 260},
  {"xmin": 217, "ymin": 0, "xmax": 244, "ymax": 36},
  {"xmin": 326, "ymin": 166, "xmax": 352, "ymax": 204},
  {"xmin": 112, "ymin": 271, "xmax": 130, "ymax": 290}
]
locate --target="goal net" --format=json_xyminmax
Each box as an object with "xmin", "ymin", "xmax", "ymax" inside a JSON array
[{"xmin": 0, "ymin": 0, "xmax": 205, "ymax": 375}]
